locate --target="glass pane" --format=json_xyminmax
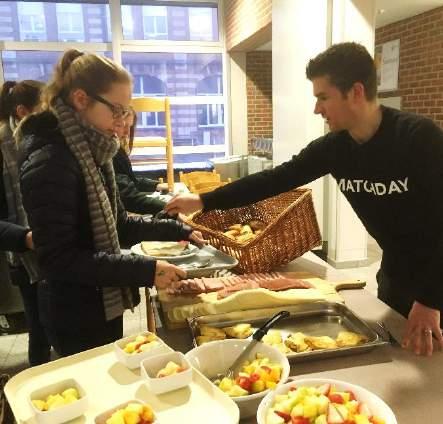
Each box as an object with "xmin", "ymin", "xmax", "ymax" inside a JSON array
[
  {"xmin": 132, "ymin": 104, "xmax": 225, "ymax": 167},
  {"xmin": 1, "ymin": 50, "xmax": 111, "ymax": 82},
  {"xmin": 189, "ymin": 7, "xmax": 214, "ymax": 41},
  {"xmin": 0, "ymin": 1, "xmax": 110, "ymax": 43},
  {"xmin": 121, "ymin": 2, "xmax": 218, "ymax": 41},
  {"xmin": 122, "ymin": 52, "xmax": 223, "ymax": 97}
]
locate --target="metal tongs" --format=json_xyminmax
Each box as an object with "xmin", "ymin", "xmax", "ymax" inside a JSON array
[{"xmin": 216, "ymin": 310, "xmax": 290, "ymax": 381}]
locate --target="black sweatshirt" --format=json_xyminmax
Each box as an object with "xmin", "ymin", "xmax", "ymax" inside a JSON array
[{"xmin": 202, "ymin": 106, "xmax": 443, "ymax": 310}]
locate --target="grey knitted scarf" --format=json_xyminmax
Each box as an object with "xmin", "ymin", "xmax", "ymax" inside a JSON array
[{"xmin": 52, "ymin": 97, "xmax": 132, "ymax": 321}]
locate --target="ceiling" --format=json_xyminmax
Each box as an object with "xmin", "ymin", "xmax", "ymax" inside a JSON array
[
  {"xmin": 256, "ymin": 0, "xmax": 443, "ymax": 50},
  {"xmin": 375, "ymin": 0, "xmax": 443, "ymax": 28}
]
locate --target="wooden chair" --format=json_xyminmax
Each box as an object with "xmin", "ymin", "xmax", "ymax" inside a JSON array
[{"xmin": 131, "ymin": 97, "xmax": 174, "ymax": 192}]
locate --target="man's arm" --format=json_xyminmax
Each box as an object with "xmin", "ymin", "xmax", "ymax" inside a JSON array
[
  {"xmin": 166, "ymin": 135, "xmax": 334, "ymax": 215},
  {"xmin": 401, "ymin": 118, "xmax": 443, "ymax": 355}
]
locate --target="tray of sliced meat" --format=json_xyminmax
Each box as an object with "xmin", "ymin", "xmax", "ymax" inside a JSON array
[
  {"xmin": 157, "ymin": 272, "xmax": 366, "ymax": 328},
  {"xmin": 187, "ymin": 301, "xmax": 388, "ymax": 362}
]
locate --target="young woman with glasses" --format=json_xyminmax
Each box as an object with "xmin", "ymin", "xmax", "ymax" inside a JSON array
[{"xmin": 17, "ymin": 49, "xmax": 204, "ymax": 356}]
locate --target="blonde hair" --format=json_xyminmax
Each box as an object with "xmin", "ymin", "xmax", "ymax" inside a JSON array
[{"xmin": 43, "ymin": 49, "xmax": 131, "ymax": 108}]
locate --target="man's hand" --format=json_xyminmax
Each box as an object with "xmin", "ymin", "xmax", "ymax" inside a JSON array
[
  {"xmin": 154, "ymin": 260, "xmax": 187, "ymax": 289},
  {"xmin": 165, "ymin": 194, "xmax": 203, "ymax": 216},
  {"xmin": 189, "ymin": 230, "xmax": 207, "ymax": 248},
  {"xmin": 402, "ymin": 301, "xmax": 443, "ymax": 356},
  {"xmin": 25, "ymin": 231, "xmax": 34, "ymax": 250}
]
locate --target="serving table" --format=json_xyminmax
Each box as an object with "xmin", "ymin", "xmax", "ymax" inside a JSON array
[{"xmin": 155, "ymin": 251, "xmax": 443, "ymax": 424}]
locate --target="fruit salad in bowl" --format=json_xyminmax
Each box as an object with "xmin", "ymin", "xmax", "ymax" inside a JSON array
[
  {"xmin": 185, "ymin": 338, "xmax": 290, "ymax": 419},
  {"xmin": 257, "ymin": 378, "xmax": 397, "ymax": 424}
]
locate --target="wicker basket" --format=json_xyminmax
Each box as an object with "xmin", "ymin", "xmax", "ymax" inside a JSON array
[{"xmin": 182, "ymin": 188, "xmax": 321, "ymax": 273}]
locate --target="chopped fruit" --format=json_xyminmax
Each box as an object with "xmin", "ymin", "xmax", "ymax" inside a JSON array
[
  {"xmin": 274, "ymin": 410, "xmax": 291, "ymax": 421},
  {"xmin": 106, "ymin": 403, "xmax": 154, "ymax": 424},
  {"xmin": 354, "ymin": 415, "xmax": 372, "ymax": 424},
  {"xmin": 156, "ymin": 361, "xmax": 185, "ymax": 378},
  {"xmin": 265, "ymin": 384, "xmax": 387, "ymax": 424},
  {"xmin": 32, "ymin": 387, "xmax": 80, "ymax": 413},
  {"xmin": 291, "ymin": 417, "xmax": 310, "ymax": 424},
  {"xmin": 123, "ymin": 333, "xmax": 159, "ymax": 355},
  {"xmin": 358, "ymin": 403, "xmax": 372, "ymax": 418},
  {"xmin": 328, "ymin": 393, "xmax": 345, "ymax": 404},
  {"xmin": 327, "ymin": 404, "xmax": 345, "ymax": 424},
  {"xmin": 251, "ymin": 380, "xmax": 266, "ymax": 393},
  {"xmin": 31, "ymin": 400, "xmax": 47, "ymax": 411},
  {"xmin": 215, "ymin": 353, "xmax": 283, "ymax": 397}
]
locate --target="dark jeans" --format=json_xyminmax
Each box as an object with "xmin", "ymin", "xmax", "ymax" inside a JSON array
[
  {"xmin": 42, "ymin": 315, "xmax": 123, "ymax": 357},
  {"xmin": 14, "ymin": 273, "xmax": 51, "ymax": 366}
]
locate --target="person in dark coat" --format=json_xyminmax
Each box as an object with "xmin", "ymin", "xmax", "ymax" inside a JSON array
[
  {"xmin": 18, "ymin": 49, "xmax": 204, "ymax": 357},
  {"xmin": 113, "ymin": 110, "xmax": 168, "ymax": 215},
  {"xmin": 0, "ymin": 79, "xmax": 51, "ymax": 365}
]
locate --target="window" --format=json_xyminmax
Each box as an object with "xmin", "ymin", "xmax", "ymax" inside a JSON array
[
  {"xmin": 56, "ymin": 3, "xmax": 85, "ymax": 42},
  {"xmin": 17, "ymin": 2, "xmax": 46, "ymax": 41},
  {"xmin": 2, "ymin": 50, "xmax": 60, "ymax": 81},
  {"xmin": 121, "ymin": 2, "xmax": 218, "ymax": 42},
  {"xmin": 199, "ymin": 104, "xmax": 224, "ymax": 127},
  {"xmin": 1, "ymin": 1, "xmax": 110, "ymax": 43},
  {"xmin": 142, "ymin": 6, "xmax": 167, "ymax": 40},
  {"xmin": 189, "ymin": 7, "xmax": 215, "ymax": 41},
  {"xmin": 1, "ymin": 1, "xmax": 225, "ymax": 169},
  {"xmin": 123, "ymin": 51, "xmax": 225, "ymax": 165},
  {"xmin": 1, "ymin": 50, "xmax": 111, "ymax": 82}
]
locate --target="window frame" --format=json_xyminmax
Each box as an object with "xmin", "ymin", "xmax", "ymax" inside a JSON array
[{"xmin": 0, "ymin": 0, "xmax": 230, "ymax": 168}]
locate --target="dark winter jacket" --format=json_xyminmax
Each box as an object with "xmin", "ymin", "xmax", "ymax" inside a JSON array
[
  {"xmin": 0, "ymin": 220, "xmax": 29, "ymax": 252},
  {"xmin": 18, "ymin": 111, "xmax": 191, "ymax": 329},
  {"xmin": 113, "ymin": 148, "xmax": 165, "ymax": 215}
]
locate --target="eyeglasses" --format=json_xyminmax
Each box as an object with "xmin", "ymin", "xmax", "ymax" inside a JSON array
[{"xmin": 88, "ymin": 93, "xmax": 131, "ymax": 120}]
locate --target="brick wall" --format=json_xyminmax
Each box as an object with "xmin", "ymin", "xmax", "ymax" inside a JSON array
[
  {"xmin": 224, "ymin": 0, "xmax": 271, "ymax": 51},
  {"xmin": 246, "ymin": 51, "xmax": 273, "ymax": 152},
  {"xmin": 375, "ymin": 6, "xmax": 443, "ymax": 128}
]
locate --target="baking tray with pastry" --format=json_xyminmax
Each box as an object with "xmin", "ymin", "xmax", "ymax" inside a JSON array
[{"xmin": 187, "ymin": 301, "xmax": 388, "ymax": 362}]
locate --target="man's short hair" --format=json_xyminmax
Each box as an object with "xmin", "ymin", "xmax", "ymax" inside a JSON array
[{"xmin": 306, "ymin": 42, "xmax": 377, "ymax": 101}]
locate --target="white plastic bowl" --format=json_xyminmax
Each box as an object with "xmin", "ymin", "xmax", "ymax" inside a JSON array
[
  {"xmin": 185, "ymin": 339, "xmax": 290, "ymax": 419},
  {"xmin": 94, "ymin": 399, "xmax": 158, "ymax": 423},
  {"xmin": 257, "ymin": 378, "xmax": 397, "ymax": 424},
  {"xmin": 114, "ymin": 331, "xmax": 169, "ymax": 370},
  {"xmin": 29, "ymin": 378, "xmax": 88, "ymax": 424},
  {"xmin": 141, "ymin": 351, "xmax": 193, "ymax": 395}
]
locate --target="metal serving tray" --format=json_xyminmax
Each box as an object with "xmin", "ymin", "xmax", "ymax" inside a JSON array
[
  {"xmin": 187, "ymin": 301, "xmax": 388, "ymax": 362},
  {"xmin": 176, "ymin": 244, "xmax": 238, "ymax": 278}
]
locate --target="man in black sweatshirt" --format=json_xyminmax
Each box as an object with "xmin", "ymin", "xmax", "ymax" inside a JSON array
[{"xmin": 166, "ymin": 42, "xmax": 443, "ymax": 356}]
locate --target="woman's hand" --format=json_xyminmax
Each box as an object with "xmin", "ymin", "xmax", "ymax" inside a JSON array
[
  {"xmin": 189, "ymin": 230, "xmax": 207, "ymax": 247},
  {"xmin": 25, "ymin": 231, "xmax": 34, "ymax": 250},
  {"xmin": 154, "ymin": 260, "xmax": 186, "ymax": 289}
]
